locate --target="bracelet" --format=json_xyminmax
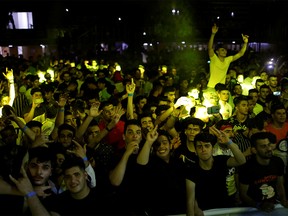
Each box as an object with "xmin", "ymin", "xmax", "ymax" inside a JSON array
[
  {"xmin": 25, "ymin": 191, "xmax": 37, "ymax": 199},
  {"xmin": 106, "ymin": 127, "xmax": 112, "ymax": 132},
  {"xmin": 128, "ymin": 93, "xmax": 134, "ymax": 96},
  {"xmin": 227, "ymin": 139, "xmax": 233, "ymax": 145},
  {"xmin": 58, "ymin": 109, "xmax": 65, "ymax": 112},
  {"xmin": 22, "ymin": 125, "xmax": 28, "ymax": 132},
  {"xmin": 82, "ymin": 156, "xmax": 88, "ymax": 162}
]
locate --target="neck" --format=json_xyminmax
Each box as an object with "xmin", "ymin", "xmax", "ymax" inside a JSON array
[
  {"xmin": 186, "ymin": 140, "xmax": 195, "ymax": 152},
  {"xmin": 235, "ymin": 112, "xmax": 247, "ymax": 122},
  {"xmin": 70, "ymin": 184, "xmax": 90, "ymax": 200},
  {"xmin": 199, "ymin": 157, "xmax": 214, "ymax": 170},
  {"xmin": 256, "ymin": 156, "xmax": 270, "ymax": 166},
  {"xmin": 272, "ymin": 121, "xmax": 284, "ymax": 128}
]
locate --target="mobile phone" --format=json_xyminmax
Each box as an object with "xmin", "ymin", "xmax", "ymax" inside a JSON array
[
  {"xmin": 273, "ymin": 91, "xmax": 281, "ymax": 96},
  {"xmin": 207, "ymin": 105, "xmax": 220, "ymax": 114}
]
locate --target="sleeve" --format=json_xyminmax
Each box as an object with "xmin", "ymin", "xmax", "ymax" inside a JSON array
[{"xmin": 85, "ymin": 164, "xmax": 96, "ymax": 188}]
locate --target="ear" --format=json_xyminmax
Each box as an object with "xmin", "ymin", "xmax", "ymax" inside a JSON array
[{"xmin": 122, "ymin": 134, "xmax": 125, "ymax": 141}]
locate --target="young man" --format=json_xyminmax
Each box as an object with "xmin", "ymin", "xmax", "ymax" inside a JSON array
[
  {"xmin": 137, "ymin": 129, "xmax": 187, "ymax": 215},
  {"xmin": 108, "ymin": 119, "xmax": 146, "ymax": 215},
  {"xmin": 207, "ymin": 23, "xmax": 249, "ymax": 88},
  {"xmin": 186, "ymin": 126, "xmax": 246, "ymax": 215},
  {"xmin": 0, "ymin": 147, "xmax": 56, "ymax": 215},
  {"xmin": 173, "ymin": 117, "xmax": 205, "ymax": 168},
  {"xmin": 215, "ymin": 83, "xmax": 233, "ymax": 120},
  {"xmin": 23, "ymin": 87, "xmax": 46, "ymax": 123},
  {"xmin": 238, "ymin": 132, "xmax": 288, "ymax": 212},
  {"xmin": 10, "ymin": 155, "xmax": 109, "ymax": 215}
]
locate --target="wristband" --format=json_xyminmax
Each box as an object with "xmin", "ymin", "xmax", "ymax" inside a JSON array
[
  {"xmin": 22, "ymin": 125, "xmax": 28, "ymax": 132},
  {"xmin": 82, "ymin": 156, "xmax": 88, "ymax": 162},
  {"xmin": 106, "ymin": 127, "xmax": 112, "ymax": 132},
  {"xmin": 128, "ymin": 93, "xmax": 134, "ymax": 96},
  {"xmin": 59, "ymin": 109, "xmax": 65, "ymax": 112},
  {"xmin": 227, "ymin": 139, "xmax": 233, "ymax": 145},
  {"xmin": 25, "ymin": 191, "xmax": 37, "ymax": 198}
]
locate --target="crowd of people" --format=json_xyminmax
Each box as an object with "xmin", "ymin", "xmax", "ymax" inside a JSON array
[{"xmin": 1, "ymin": 24, "xmax": 288, "ymax": 215}]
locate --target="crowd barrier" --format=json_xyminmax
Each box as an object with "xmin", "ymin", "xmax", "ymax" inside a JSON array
[{"xmin": 177, "ymin": 204, "xmax": 288, "ymax": 216}]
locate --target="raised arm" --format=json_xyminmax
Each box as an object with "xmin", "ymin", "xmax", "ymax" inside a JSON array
[
  {"xmin": 109, "ymin": 141, "xmax": 139, "ymax": 186},
  {"xmin": 3, "ymin": 68, "xmax": 15, "ymax": 106},
  {"xmin": 8, "ymin": 109, "xmax": 37, "ymax": 141},
  {"xmin": 232, "ymin": 34, "xmax": 249, "ymax": 62},
  {"xmin": 75, "ymin": 102, "xmax": 102, "ymax": 140},
  {"xmin": 209, "ymin": 125, "xmax": 246, "ymax": 167},
  {"xmin": 50, "ymin": 94, "xmax": 67, "ymax": 141},
  {"xmin": 208, "ymin": 24, "xmax": 218, "ymax": 58},
  {"xmin": 9, "ymin": 167, "xmax": 52, "ymax": 216},
  {"xmin": 137, "ymin": 126, "xmax": 158, "ymax": 165},
  {"xmin": 126, "ymin": 78, "xmax": 136, "ymax": 120}
]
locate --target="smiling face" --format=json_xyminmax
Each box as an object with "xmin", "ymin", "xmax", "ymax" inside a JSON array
[
  {"xmin": 155, "ymin": 135, "xmax": 171, "ymax": 161},
  {"xmin": 63, "ymin": 166, "xmax": 88, "ymax": 195}
]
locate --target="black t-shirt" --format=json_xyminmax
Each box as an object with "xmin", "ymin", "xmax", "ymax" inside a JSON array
[
  {"xmin": 139, "ymin": 155, "xmax": 187, "ymax": 215},
  {"xmin": 239, "ymin": 155, "xmax": 284, "ymax": 203},
  {"xmin": 46, "ymin": 188, "xmax": 110, "ymax": 215},
  {"xmin": 186, "ymin": 155, "xmax": 231, "ymax": 210}
]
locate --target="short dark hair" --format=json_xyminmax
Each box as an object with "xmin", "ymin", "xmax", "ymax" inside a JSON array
[
  {"xmin": 31, "ymin": 87, "xmax": 43, "ymax": 96},
  {"xmin": 259, "ymin": 84, "xmax": 270, "ymax": 91},
  {"xmin": 58, "ymin": 123, "xmax": 76, "ymax": 136},
  {"xmin": 194, "ymin": 132, "xmax": 217, "ymax": 147},
  {"xmin": 250, "ymin": 132, "xmax": 276, "ymax": 148},
  {"xmin": 271, "ymin": 103, "xmax": 286, "ymax": 114},
  {"xmin": 124, "ymin": 119, "xmax": 141, "ymax": 133},
  {"xmin": 233, "ymin": 95, "xmax": 248, "ymax": 106},
  {"xmin": 61, "ymin": 155, "xmax": 85, "ymax": 173},
  {"xmin": 215, "ymin": 83, "xmax": 228, "ymax": 92},
  {"xmin": 28, "ymin": 146, "xmax": 54, "ymax": 167},
  {"xmin": 153, "ymin": 129, "xmax": 172, "ymax": 152},
  {"xmin": 248, "ymin": 88, "xmax": 259, "ymax": 95},
  {"xmin": 215, "ymin": 43, "xmax": 227, "ymax": 51},
  {"xmin": 182, "ymin": 117, "xmax": 205, "ymax": 130}
]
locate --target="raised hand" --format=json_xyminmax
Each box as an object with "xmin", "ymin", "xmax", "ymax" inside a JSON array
[
  {"xmin": 209, "ymin": 125, "xmax": 230, "ymax": 145},
  {"xmin": 32, "ymin": 134, "xmax": 53, "ymax": 148},
  {"xmin": 212, "ymin": 23, "xmax": 218, "ymax": 34},
  {"xmin": 126, "ymin": 78, "xmax": 136, "ymax": 95},
  {"xmin": 107, "ymin": 105, "xmax": 125, "ymax": 129},
  {"xmin": 34, "ymin": 185, "xmax": 52, "ymax": 198},
  {"xmin": 146, "ymin": 124, "xmax": 158, "ymax": 145},
  {"xmin": 125, "ymin": 141, "xmax": 140, "ymax": 155},
  {"xmin": 171, "ymin": 135, "xmax": 181, "ymax": 150},
  {"xmin": 9, "ymin": 166, "xmax": 34, "ymax": 196},
  {"xmin": 242, "ymin": 34, "xmax": 249, "ymax": 43},
  {"xmin": 58, "ymin": 93, "xmax": 68, "ymax": 108},
  {"xmin": 66, "ymin": 139, "xmax": 87, "ymax": 159},
  {"xmin": 3, "ymin": 67, "xmax": 14, "ymax": 82},
  {"xmin": 89, "ymin": 102, "xmax": 102, "ymax": 117}
]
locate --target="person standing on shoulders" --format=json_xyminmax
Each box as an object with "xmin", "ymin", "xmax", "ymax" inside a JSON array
[{"xmin": 207, "ymin": 23, "xmax": 249, "ymax": 88}]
